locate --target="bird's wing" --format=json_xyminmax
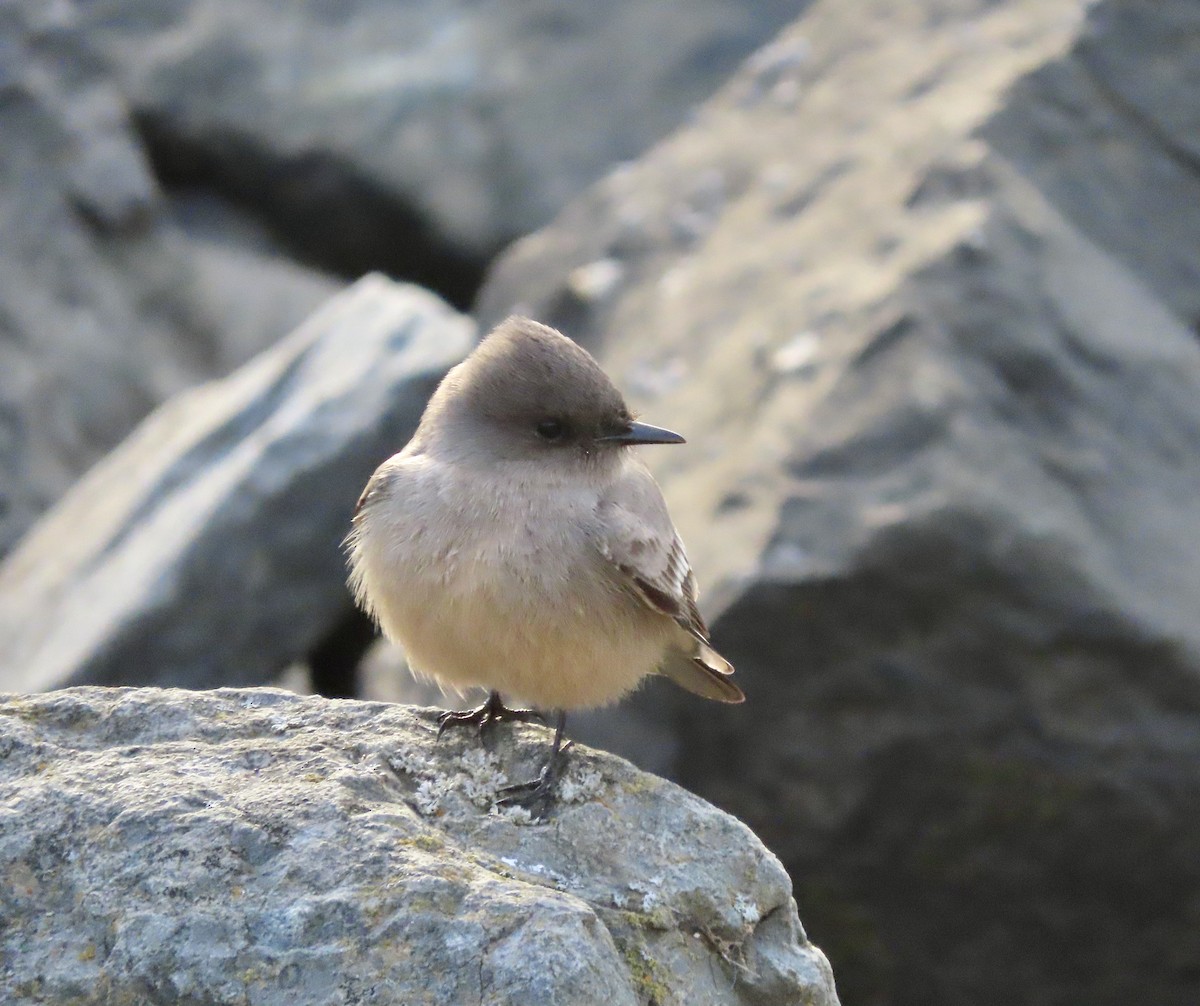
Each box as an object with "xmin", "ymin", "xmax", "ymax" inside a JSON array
[
  {"xmin": 351, "ymin": 481, "xmax": 374, "ymax": 522},
  {"xmin": 351, "ymin": 457, "xmax": 399, "ymax": 524},
  {"xmin": 594, "ymin": 462, "xmax": 743, "ymax": 703}
]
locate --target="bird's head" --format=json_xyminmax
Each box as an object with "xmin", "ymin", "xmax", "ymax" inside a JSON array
[{"xmin": 422, "ymin": 316, "xmax": 685, "ymax": 468}]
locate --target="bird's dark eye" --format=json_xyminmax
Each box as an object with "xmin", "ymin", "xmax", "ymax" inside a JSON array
[{"xmin": 536, "ymin": 419, "xmax": 566, "ymax": 442}]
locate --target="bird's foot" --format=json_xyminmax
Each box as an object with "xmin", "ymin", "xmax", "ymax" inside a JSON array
[
  {"xmin": 435, "ymin": 691, "xmax": 545, "ymax": 742},
  {"xmin": 496, "ymin": 741, "xmax": 574, "ymax": 821}
]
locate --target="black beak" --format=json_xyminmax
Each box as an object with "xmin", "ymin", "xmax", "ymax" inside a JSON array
[{"xmin": 597, "ymin": 420, "xmax": 686, "ymax": 446}]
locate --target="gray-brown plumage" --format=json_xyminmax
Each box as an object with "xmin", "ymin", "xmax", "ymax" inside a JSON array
[{"xmin": 346, "ymin": 316, "xmax": 742, "ymax": 810}]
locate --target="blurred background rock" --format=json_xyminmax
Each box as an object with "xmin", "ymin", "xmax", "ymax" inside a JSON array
[{"xmin": 2, "ymin": 1, "xmax": 1200, "ymax": 1004}]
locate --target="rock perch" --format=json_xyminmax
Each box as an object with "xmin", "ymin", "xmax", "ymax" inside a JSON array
[{"xmin": 0, "ymin": 687, "xmax": 838, "ymax": 1006}]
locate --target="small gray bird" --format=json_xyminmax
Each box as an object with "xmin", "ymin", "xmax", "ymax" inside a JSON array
[{"xmin": 346, "ymin": 316, "xmax": 743, "ymax": 814}]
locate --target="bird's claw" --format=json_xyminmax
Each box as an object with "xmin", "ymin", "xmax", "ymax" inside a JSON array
[
  {"xmin": 496, "ymin": 742, "xmax": 574, "ymax": 820},
  {"xmin": 435, "ymin": 691, "xmax": 545, "ymax": 741}
]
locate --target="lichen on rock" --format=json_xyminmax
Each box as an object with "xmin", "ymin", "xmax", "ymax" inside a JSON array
[{"xmin": 0, "ymin": 686, "xmax": 838, "ymax": 1006}]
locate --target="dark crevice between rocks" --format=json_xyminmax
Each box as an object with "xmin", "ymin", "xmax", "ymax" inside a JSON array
[
  {"xmin": 308, "ymin": 605, "xmax": 376, "ymax": 699},
  {"xmin": 132, "ymin": 113, "xmax": 491, "ymax": 311}
]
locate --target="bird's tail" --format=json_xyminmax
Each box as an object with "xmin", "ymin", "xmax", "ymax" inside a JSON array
[{"xmin": 659, "ymin": 644, "xmax": 744, "ymax": 703}]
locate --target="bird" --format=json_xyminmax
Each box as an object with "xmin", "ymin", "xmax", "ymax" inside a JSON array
[{"xmin": 346, "ymin": 316, "xmax": 743, "ymax": 815}]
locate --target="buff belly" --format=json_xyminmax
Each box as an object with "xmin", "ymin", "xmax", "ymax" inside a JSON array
[{"xmin": 354, "ymin": 529, "xmax": 676, "ymax": 710}]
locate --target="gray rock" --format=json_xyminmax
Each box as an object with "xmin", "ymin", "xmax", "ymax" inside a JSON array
[
  {"xmin": 0, "ymin": 276, "xmax": 471, "ymax": 692},
  {"xmin": 476, "ymin": 2, "xmax": 1200, "ymax": 1003},
  {"xmin": 985, "ymin": 0, "xmax": 1200, "ymax": 328},
  {"xmin": 0, "ymin": 686, "xmax": 839, "ymax": 1006},
  {"xmin": 0, "ymin": 3, "xmax": 340, "ymax": 555},
  {"xmin": 164, "ymin": 191, "xmax": 345, "ymax": 377},
  {"xmin": 1, "ymin": 0, "xmax": 796, "ymax": 556},
  {"xmin": 1077, "ymin": 1, "xmax": 1200, "ymax": 173},
  {"xmin": 73, "ymin": 0, "xmax": 803, "ymax": 265}
]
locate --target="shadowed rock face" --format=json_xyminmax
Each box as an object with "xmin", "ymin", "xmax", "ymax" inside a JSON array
[
  {"xmin": 0, "ymin": 687, "xmax": 839, "ymax": 1006},
  {"xmin": 475, "ymin": 0, "xmax": 1200, "ymax": 1002},
  {"xmin": 72, "ymin": 0, "xmax": 804, "ymax": 265}
]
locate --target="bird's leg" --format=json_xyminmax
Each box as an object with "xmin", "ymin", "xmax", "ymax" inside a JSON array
[
  {"xmin": 497, "ymin": 710, "xmax": 573, "ymax": 820},
  {"xmin": 436, "ymin": 690, "xmax": 545, "ymax": 741}
]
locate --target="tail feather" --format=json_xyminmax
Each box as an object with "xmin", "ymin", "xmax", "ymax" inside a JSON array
[
  {"xmin": 695, "ymin": 639, "xmax": 734, "ymax": 676},
  {"xmin": 660, "ymin": 647, "xmax": 744, "ymax": 704}
]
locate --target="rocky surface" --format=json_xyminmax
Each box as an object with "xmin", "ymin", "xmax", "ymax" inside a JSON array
[
  {"xmin": 0, "ymin": 686, "xmax": 839, "ymax": 1006},
  {"xmin": 477, "ymin": 1, "xmax": 1200, "ymax": 1004},
  {"xmin": 1, "ymin": 0, "xmax": 794, "ymax": 558},
  {"xmin": 74, "ymin": 0, "xmax": 802, "ymax": 271},
  {"xmin": 8, "ymin": 1, "xmax": 1200, "ymax": 1002},
  {"xmin": 0, "ymin": 276, "xmax": 472, "ymax": 693},
  {"xmin": 0, "ymin": 1, "xmax": 340, "ymax": 556}
]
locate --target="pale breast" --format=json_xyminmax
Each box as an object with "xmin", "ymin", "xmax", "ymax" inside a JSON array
[{"xmin": 349, "ymin": 455, "xmax": 675, "ymax": 709}]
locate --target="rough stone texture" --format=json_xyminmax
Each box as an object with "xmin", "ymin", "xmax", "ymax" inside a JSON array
[
  {"xmin": 0, "ymin": 276, "xmax": 471, "ymax": 693},
  {"xmin": 476, "ymin": 1, "xmax": 1200, "ymax": 1004},
  {"xmin": 72, "ymin": 0, "xmax": 803, "ymax": 271},
  {"xmin": 0, "ymin": 686, "xmax": 839, "ymax": 1006},
  {"xmin": 0, "ymin": 1, "xmax": 340, "ymax": 556}
]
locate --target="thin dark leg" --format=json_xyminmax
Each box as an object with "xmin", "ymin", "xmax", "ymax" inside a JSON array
[
  {"xmin": 549, "ymin": 710, "xmax": 570, "ymax": 763},
  {"xmin": 497, "ymin": 710, "xmax": 572, "ymax": 820},
  {"xmin": 436, "ymin": 690, "xmax": 545, "ymax": 741}
]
